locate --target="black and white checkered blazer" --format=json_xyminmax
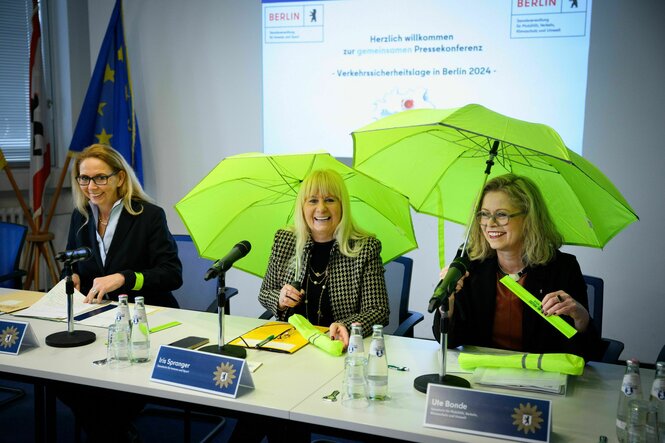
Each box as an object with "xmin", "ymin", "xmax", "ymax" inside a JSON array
[{"xmin": 259, "ymin": 229, "xmax": 389, "ymax": 336}]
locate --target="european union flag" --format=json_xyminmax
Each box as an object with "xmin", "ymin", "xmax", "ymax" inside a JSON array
[{"xmin": 69, "ymin": 0, "xmax": 143, "ymax": 183}]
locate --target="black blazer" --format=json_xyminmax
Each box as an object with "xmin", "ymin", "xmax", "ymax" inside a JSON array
[
  {"xmin": 65, "ymin": 200, "xmax": 182, "ymax": 307},
  {"xmin": 433, "ymin": 251, "xmax": 603, "ymax": 361}
]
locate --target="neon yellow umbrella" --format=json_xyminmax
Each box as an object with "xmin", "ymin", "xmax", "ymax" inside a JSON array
[
  {"xmin": 353, "ymin": 104, "xmax": 638, "ymax": 251},
  {"xmin": 175, "ymin": 152, "xmax": 417, "ymax": 277}
]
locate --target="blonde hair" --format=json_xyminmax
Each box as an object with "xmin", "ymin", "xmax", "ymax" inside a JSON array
[
  {"xmin": 292, "ymin": 169, "xmax": 372, "ymax": 271},
  {"xmin": 71, "ymin": 144, "xmax": 152, "ymax": 222},
  {"xmin": 467, "ymin": 174, "xmax": 562, "ymax": 266}
]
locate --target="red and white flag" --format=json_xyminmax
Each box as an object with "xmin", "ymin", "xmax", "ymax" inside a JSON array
[{"xmin": 29, "ymin": 0, "xmax": 51, "ymax": 229}]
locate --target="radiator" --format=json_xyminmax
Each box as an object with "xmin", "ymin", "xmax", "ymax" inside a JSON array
[{"xmin": 0, "ymin": 207, "xmax": 25, "ymax": 225}]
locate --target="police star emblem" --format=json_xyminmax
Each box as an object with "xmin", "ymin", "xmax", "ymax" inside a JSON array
[
  {"xmin": 213, "ymin": 362, "xmax": 237, "ymax": 389},
  {"xmin": 511, "ymin": 402, "xmax": 544, "ymax": 434},
  {"xmin": 0, "ymin": 326, "xmax": 20, "ymax": 349}
]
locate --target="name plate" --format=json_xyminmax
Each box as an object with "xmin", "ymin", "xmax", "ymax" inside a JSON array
[
  {"xmin": 0, "ymin": 319, "xmax": 39, "ymax": 355},
  {"xmin": 151, "ymin": 345, "xmax": 254, "ymax": 398},
  {"xmin": 424, "ymin": 384, "xmax": 551, "ymax": 442}
]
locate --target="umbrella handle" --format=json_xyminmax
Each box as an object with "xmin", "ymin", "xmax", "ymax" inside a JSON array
[{"xmin": 461, "ymin": 139, "xmax": 499, "ymax": 252}]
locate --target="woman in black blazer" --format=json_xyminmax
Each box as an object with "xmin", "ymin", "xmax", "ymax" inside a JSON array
[
  {"xmin": 58, "ymin": 144, "xmax": 183, "ymax": 442},
  {"xmin": 66, "ymin": 143, "xmax": 182, "ymax": 307},
  {"xmin": 432, "ymin": 174, "xmax": 602, "ymax": 361}
]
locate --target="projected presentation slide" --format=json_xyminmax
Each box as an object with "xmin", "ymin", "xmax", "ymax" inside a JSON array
[{"xmin": 262, "ymin": 0, "xmax": 592, "ymax": 157}]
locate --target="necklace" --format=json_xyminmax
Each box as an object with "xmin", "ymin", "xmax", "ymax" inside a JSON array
[
  {"xmin": 98, "ymin": 218, "xmax": 109, "ymax": 226},
  {"xmin": 304, "ymin": 266, "xmax": 329, "ymax": 325},
  {"xmin": 498, "ymin": 263, "xmax": 526, "ymax": 281},
  {"xmin": 308, "ymin": 266, "xmax": 329, "ymax": 286}
]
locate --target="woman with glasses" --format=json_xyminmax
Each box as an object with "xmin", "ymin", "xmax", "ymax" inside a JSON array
[
  {"xmin": 65, "ymin": 144, "xmax": 182, "ymax": 307},
  {"xmin": 59, "ymin": 144, "xmax": 184, "ymax": 442},
  {"xmin": 432, "ymin": 174, "xmax": 602, "ymax": 360}
]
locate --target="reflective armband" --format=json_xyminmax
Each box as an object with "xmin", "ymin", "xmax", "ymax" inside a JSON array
[{"xmin": 132, "ymin": 272, "xmax": 144, "ymax": 291}]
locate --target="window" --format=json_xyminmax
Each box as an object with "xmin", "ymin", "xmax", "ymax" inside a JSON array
[{"xmin": 0, "ymin": 0, "xmax": 32, "ymax": 163}]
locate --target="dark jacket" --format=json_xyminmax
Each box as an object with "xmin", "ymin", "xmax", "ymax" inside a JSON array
[
  {"xmin": 65, "ymin": 200, "xmax": 182, "ymax": 307},
  {"xmin": 433, "ymin": 251, "xmax": 603, "ymax": 361},
  {"xmin": 259, "ymin": 229, "xmax": 389, "ymax": 336}
]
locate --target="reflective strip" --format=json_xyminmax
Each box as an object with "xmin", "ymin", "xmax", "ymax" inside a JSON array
[
  {"xmin": 132, "ymin": 272, "xmax": 144, "ymax": 291},
  {"xmin": 521, "ymin": 353, "xmax": 528, "ymax": 369}
]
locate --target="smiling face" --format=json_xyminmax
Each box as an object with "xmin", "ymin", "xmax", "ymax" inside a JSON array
[
  {"xmin": 480, "ymin": 190, "xmax": 525, "ymax": 255},
  {"xmin": 78, "ymin": 157, "xmax": 124, "ymax": 212},
  {"xmin": 303, "ymin": 193, "xmax": 342, "ymax": 242}
]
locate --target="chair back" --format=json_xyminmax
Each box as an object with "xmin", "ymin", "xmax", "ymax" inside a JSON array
[
  {"xmin": 583, "ymin": 274, "xmax": 625, "ymax": 363},
  {"xmin": 383, "ymin": 256, "xmax": 424, "ymax": 337},
  {"xmin": 172, "ymin": 235, "xmax": 220, "ymax": 312},
  {"xmin": 583, "ymin": 274, "xmax": 604, "ymax": 334},
  {"xmin": 0, "ymin": 221, "xmax": 28, "ymax": 289}
]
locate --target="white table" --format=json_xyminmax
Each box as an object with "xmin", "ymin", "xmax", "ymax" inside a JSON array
[
  {"xmin": 291, "ymin": 335, "xmax": 653, "ymax": 443},
  {"xmin": 1, "ymin": 289, "xmax": 653, "ymax": 442}
]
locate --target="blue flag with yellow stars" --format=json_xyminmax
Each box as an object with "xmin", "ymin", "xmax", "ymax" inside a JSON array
[{"xmin": 69, "ymin": 0, "xmax": 143, "ymax": 183}]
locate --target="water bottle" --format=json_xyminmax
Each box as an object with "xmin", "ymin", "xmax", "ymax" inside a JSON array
[
  {"xmin": 113, "ymin": 295, "xmax": 132, "ymax": 363},
  {"xmin": 617, "ymin": 358, "xmax": 643, "ymax": 442},
  {"xmin": 367, "ymin": 324, "xmax": 389, "ymax": 401},
  {"xmin": 130, "ymin": 296, "xmax": 150, "ymax": 363},
  {"xmin": 342, "ymin": 323, "xmax": 368, "ymax": 408},
  {"xmin": 117, "ymin": 294, "xmax": 132, "ymax": 330},
  {"xmin": 649, "ymin": 362, "xmax": 664, "ymax": 443},
  {"xmin": 347, "ymin": 322, "xmax": 365, "ymax": 356}
]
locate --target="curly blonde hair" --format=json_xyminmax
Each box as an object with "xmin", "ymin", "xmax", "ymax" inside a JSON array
[{"xmin": 467, "ymin": 174, "xmax": 562, "ymax": 266}]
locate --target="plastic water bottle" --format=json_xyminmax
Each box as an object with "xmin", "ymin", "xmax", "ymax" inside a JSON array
[
  {"xmin": 367, "ymin": 324, "xmax": 389, "ymax": 401},
  {"xmin": 130, "ymin": 296, "xmax": 150, "ymax": 363},
  {"xmin": 113, "ymin": 295, "xmax": 132, "ymax": 363},
  {"xmin": 648, "ymin": 362, "xmax": 665, "ymax": 443},
  {"xmin": 617, "ymin": 358, "xmax": 643, "ymax": 442},
  {"xmin": 342, "ymin": 323, "xmax": 368, "ymax": 408}
]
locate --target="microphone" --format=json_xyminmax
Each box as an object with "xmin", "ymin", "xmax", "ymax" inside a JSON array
[
  {"xmin": 427, "ymin": 254, "xmax": 470, "ymax": 313},
  {"xmin": 204, "ymin": 241, "xmax": 252, "ymax": 280},
  {"xmin": 55, "ymin": 247, "xmax": 93, "ymax": 263}
]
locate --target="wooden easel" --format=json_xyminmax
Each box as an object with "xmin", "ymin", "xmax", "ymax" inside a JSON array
[{"xmin": 0, "ymin": 149, "xmax": 62, "ymax": 290}]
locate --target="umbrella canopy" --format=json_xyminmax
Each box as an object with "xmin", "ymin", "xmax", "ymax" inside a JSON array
[
  {"xmin": 175, "ymin": 152, "xmax": 418, "ymax": 277},
  {"xmin": 353, "ymin": 104, "xmax": 638, "ymax": 249}
]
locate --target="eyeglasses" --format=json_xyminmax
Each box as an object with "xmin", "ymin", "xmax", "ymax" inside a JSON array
[
  {"xmin": 476, "ymin": 210, "xmax": 524, "ymax": 227},
  {"xmin": 76, "ymin": 170, "xmax": 119, "ymax": 186}
]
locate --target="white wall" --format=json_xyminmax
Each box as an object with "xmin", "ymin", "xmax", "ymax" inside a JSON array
[{"xmin": 52, "ymin": 0, "xmax": 663, "ymax": 363}]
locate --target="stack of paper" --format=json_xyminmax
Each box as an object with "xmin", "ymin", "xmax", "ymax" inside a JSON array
[
  {"xmin": 13, "ymin": 279, "xmax": 110, "ymax": 320},
  {"xmin": 473, "ymin": 367, "xmax": 568, "ymax": 395},
  {"xmin": 0, "ymin": 288, "xmax": 45, "ymax": 314}
]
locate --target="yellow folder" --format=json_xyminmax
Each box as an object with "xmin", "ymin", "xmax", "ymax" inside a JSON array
[{"xmin": 228, "ymin": 321, "xmax": 329, "ymax": 354}]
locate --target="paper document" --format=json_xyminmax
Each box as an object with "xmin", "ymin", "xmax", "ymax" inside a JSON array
[
  {"xmin": 13, "ymin": 279, "xmax": 109, "ymax": 320},
  {"xmin": 0, "ymin": 288, "xmax": 45, "ymax": 314},
  {"xmin": 473, "ymin": 367, "xmax": 568, "ymax": 395}
]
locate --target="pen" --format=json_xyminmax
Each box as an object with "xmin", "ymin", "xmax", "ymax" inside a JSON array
[
  {"xmin": 388, "ymin": 364, "xmax": 409, "ymax": 372},
  {"xmin": 256, "ymin": 334, "xmax": 275, "ymax": 348},
  {"xmin": 149, "ymin": 321, "xmax": 181, "ymax": 333}
]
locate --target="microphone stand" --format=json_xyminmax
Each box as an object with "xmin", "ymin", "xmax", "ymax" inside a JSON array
[
  {"xmin": 414, "ymin": 140, "xmax": 500, "ymax": 392},
  {"xmin": 414, "ymin": 295, "xmax": 469, "ymax": 393},
  {"xmin": 45, "ymin": 261, "xmax": 96, "ymax": 348},
  {"xmin": 199, "ymin": 270, "xmax": 246, "ymax": 359}
]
